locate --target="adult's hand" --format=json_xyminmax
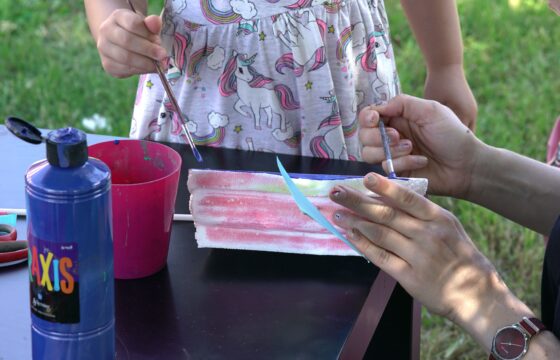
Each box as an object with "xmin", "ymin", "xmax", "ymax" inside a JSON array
[
  {"xmin": 328, "ymin": 173, "xmax": 544, "ymax": 355},
  {"xmin": 96, "ymin": 9, "xmax": 166, "ymax": 78},
  {"xmin": 330, "ymin": 173, "xmax": 498, "ymax": 319},
  {"xmin": 359, "ymin": 94, "xmax": 482, "ymax": 198}
]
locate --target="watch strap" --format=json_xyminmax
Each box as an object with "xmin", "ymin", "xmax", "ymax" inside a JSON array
[
  {"xmin": 488, "ymin": 317, "xmax": 546, "ymax": 360},
  {"xmin": 519, "ymin": 317, "xmax": 545, "ymax": 336}
]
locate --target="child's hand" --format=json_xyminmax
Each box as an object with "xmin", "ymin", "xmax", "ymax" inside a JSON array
[
  {"xmin": 96, "ymin": 9, "xmax": 167, "ymax": 78},
  {"xmin": 424, "ymin": 65, "xmax": 478, "ymax": 131}
]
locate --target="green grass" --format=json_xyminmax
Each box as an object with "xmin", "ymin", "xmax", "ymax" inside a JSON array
[{"xmin": 1, "ymin": 1, "xmax": 559, "ymax": 359}]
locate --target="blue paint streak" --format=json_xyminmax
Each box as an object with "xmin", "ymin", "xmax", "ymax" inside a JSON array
[
  {"xmin": 193, "ymin": 147, "xmax": 203, "ymax": 163},
  {"xmin": 276, "ymin": 157, "xmax": 364, "ymax": 258}
]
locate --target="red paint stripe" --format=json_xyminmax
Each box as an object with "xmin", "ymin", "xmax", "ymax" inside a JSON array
[
  {"xmin": 192, "ymin": 190, "xmax": 344, "ymax": 233},
  {"xmin": 197, "ymin": 226, "xmax": 357, "ymax": 256}
]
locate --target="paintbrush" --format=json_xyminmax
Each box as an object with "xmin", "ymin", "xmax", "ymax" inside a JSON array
[
  {"xmin": 0, "ymin": 208, "xmax": 193, "ymax": 222},
  {"xmin": 126, "ymin": 0, "xmax": 202, "ymax": 162},
  {"xmin": 378, "ymin": 120, "xmax": 397, "ymax": 179}
]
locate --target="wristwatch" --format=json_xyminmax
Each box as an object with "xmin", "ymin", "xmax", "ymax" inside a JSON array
[{"xmin": 489, "ymin": 317, "xmax": 546, "ymax": 360}]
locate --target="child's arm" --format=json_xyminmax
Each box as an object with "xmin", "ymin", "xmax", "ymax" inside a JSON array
[
  {"xmin": 400, "ymin": 0, "xmax": 477, "ymax": 130},
  {"xmin": 84, "ymin": 0, "xmax": 166, "ymax": 78}
]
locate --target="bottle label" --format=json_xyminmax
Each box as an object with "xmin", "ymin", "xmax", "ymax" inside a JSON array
[{"xmin": 29, "ymin": 236, "xmax": 80, "ymax": 323}]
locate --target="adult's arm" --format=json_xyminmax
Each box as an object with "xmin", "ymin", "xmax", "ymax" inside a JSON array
[{"xmin": 468, "ymin": 144, "xmax": 560, "ymax": 235}]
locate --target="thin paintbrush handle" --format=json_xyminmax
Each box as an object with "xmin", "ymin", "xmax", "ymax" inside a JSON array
[
  {"xmin": 126, "ymin": 0, "xmax": 202, "ymax": 162},
  {"xmin": 378, "ymin": 120, "xmax": 396, "ymax": 179},
  {"xmin": 126, "ymin": 0, "xmax": 138, "ymax": 12},
  {"xmin": 153, "ymin": 63, "xmax": 202, "ymax": 162},
  {"xmin": 0, "ymin": 208, "xmax": 193, "ymax": 222}
]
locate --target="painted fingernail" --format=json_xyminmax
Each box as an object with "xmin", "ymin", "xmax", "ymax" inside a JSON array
[
  {"xmin": 331, "ymin": 186, "xmax": 345, "ymax": 199},
  {"xmin": 349, "ymin": 228, "xmax": 360, "ymax": 240},
  {"xmin": 397, "ymin": 140, "xmax": 411, "ymax": 149},
  {"xmin": 387, "ymin": 129, "xmax": 398, "ymax": 138},
  {"xmin": 365, "ymin": 173, "xmax": 378, "ymax": 186}
]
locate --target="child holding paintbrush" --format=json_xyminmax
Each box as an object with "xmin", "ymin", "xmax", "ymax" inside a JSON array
[{"xmin": 84, "ymin": 0, "xmax": 476, "ymax": 160}]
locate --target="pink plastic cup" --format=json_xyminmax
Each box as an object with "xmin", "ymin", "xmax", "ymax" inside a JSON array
[{"xmin": 89, "ymin": 140, "xmax": 182, "ymax": 279}]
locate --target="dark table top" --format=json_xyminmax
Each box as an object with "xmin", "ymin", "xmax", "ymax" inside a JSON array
[{"xmin": 0, "ymin": 125, "xmax": 419, "ymax": 359}]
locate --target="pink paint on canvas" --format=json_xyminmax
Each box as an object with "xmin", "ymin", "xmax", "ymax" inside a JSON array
[{"xmin": 188, "ymin": 169, "xmax": 428, "ymax": 256}]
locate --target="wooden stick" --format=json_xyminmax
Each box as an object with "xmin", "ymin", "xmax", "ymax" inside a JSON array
[
  {"xmin": 172, "ymin": 213, "xmax": 193, "ymax": 222},
  {"xmin": 0, "ymin": 208, "xmax": 26, "ymax": 216},
  {"xmin": 0, "ymin": 208, "xmax": 193, "ymax": 222}
]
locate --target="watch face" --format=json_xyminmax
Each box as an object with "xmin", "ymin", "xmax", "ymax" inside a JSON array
[{"xmin": 494, "ymin": 326, "xmax": 527, "ymax": 359}]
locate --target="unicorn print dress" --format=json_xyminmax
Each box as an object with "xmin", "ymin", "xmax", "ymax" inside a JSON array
[{"xmin": 131, "ymin": 0, "xmax": 399, "ymax": 161}]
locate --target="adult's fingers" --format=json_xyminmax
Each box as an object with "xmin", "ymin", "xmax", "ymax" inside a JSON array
[
  {"xmin": 363, "ymin": 173, "xmax": 440, "ymax": 221},
  {"xmin": 361, "ymin": 140, "xmax": 413, "ymax": 164},
  {"xmin": 343, "ymin": 224, "xmax": 411, "ymax": 279},
  {"xmin": 388, "ymin": 155, "xmax": 428, "ymax": 173},
  {"xmin": 358, "ymin": 104, "xmax": 381, "ymax": 128},
  {"xmin": 358, "ymin": 124, "xmax": 401, "ymax": 147},
  {"xmin": 370, "ymin": 94, "xmax": 440, "ymax": 126},
  {"xmin": 330, "ymin": 185, "xmax": 424, "ymax": 239}
]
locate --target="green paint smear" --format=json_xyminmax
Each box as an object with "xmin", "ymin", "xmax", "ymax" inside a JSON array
[{"xmin": 250, "ymin": 178, "xmax": 365, "ymax": 196}]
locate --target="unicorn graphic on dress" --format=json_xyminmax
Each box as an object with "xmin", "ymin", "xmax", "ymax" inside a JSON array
[
  {"xmin": 161, "ymin": 100, "xmax": 198, "ymax": 137},
  {"xmin": 273, "ymin": 9, "xmax": 327, "ymax": 77},
  {"xmin": 162, "ymin": 0, "xmax": 188, "ymax": 34},
  {"xmin": 285, "ymin": 0, "xmax": 342, "ymax": 13},
  {"xmin": 200, "ymin": 0, "xmax": 259, "ymax": 25},
  {"xmin": 358, "ymin": 28, "xmax": 397, "ymax": 103},
  {"xmin": 163, "ymin": 32, "xmax": 191, "ymax": 83},
  {"xmin": 194, "ymin": 111, "xmax": 228, "ymax": 147},
  {"xmin": 309, "ymin": 91, "xmax": 347, "ymax": 159},
  {"xmin": 245, "ymin": 137, "xmax": 273, "ymax": 152},
  {"xmin": 336, "ymin": 22, "xmax": 366, "ymax": 62},
  {"xmin": 218, "ymin": 51, "xmax": 300, "ymax": 141},
  {"xmin": 147, "ymin": 104, "xmax": 227, "ymax": 146},
  {"xmin": 160, "ymin": 1, "xmax": 189, "ymax": 81}
]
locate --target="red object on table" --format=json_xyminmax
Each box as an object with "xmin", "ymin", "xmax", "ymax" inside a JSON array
[
  {"xmin": 0, "ymin": 224, "xmax": 17, "ymax": 241},
  {"xmin": 0, "ymin": 221, "xmax": 28, "ymax": 266}
]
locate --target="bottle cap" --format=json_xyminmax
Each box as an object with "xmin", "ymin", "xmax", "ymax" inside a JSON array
[
  {"xmin": 5, "ymin": 117, "xmax": 89, "ymax": 168},
  {"xmin": 46, "ymin": 128, "xmax": 88, "ymax": 168},
  {"xmin": 4, "ymin": 117, "xmax": 44, "ymax": 144}
]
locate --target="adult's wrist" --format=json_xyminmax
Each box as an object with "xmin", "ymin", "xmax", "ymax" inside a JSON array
[
  {"xmin": 462, "ymin": 141, "xmax": 496, "ymax": 202},
  {"xmin": 451, "ymin": 269, "xmax": 534, "ymax": 352}
]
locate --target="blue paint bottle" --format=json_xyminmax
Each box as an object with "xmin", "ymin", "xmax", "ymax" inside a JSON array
[{"xmin": 23, "ymin": 127, "xmax": 114, "ymax": 359}]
